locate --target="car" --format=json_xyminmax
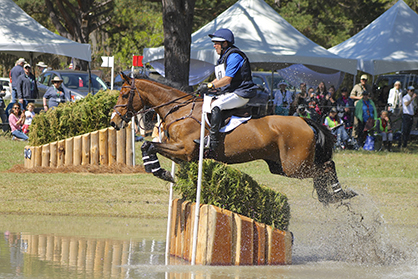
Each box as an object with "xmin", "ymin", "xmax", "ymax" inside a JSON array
[
  {"xmin": 36, "ymin": 70, "xmax": 108, "ymax": 109},
  {"xmin": 0, "ymin": 77, "xmax": 11, "ymax": 99}
]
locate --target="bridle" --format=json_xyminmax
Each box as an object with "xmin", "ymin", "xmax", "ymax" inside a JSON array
[{"xmin": 113, "ymin": 77, "xmax": 203, "ymax": 133}]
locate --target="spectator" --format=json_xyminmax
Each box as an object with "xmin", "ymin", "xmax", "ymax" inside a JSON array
[
  {"xmin": 22, "ymin": 103, "xmax": 35, "ymax": 134},
  {"xmin": 308, "ymin": 87, "xmax": 315, "ymax": 99},
  {"xmin": 314, "ymin": 81, "xmax": 328, "ymax": 115},
  {"xmin": 8, "ymin": 104, "xmax": 28, "ymax": 141},
  {"xmin": 324, "ymin": 107, "xmax": 350, "ymax": 149},
  {"xmin": 16, "ymin": 64, "xmax": 38, "ymax": 110},
  {"xmin": 43, "ymin": 76, "xmax": 71, "ymax": 110},
  {"xmin": 323, "ymin": 85, "xmax": 337, "ymax": 116},
  {"xmin": 306, "ymin": 97, "xmax": 321, "ymax": 122},
  {"xmin": 0, "ymin": 84, "xmax": 8, "ymax": 132},
  {"xmin": 387, "ymin": 81, "xmax": 403, "ymax": 114},
  {"xmin": 375, "ymin": 110, "xmax": 393, "ymax": 151},
  {"xmin": 354, "ymin": 91, "xmax": 377, "ymax": 147},
  {"xmin": 273, "ymin": 81, "xmax": 293, "ymax": 115},
  {"xmin": 9, "ymin": 58, "xmax": 26, "ymax": 103},
  {"xmin": 291, "ymin": 82, "xmax": 309, "ymax": 115},
  {"xmin": 336, "ymin": 87, "xmax": 355, "ymax": 129},
  {"xmin": 293, "ymin": 104, "xmax": 311, "ymax": 118},
  {"xmin": 351, "ymin": 74, "xmax": 372, "ymax": 101},
  {"xmin": 400, "ymin": 86, "xmax": 417, "ymax": 148},
  {"xmin": 36, "ymin": 61, "xmax": 48, "ymax": 74}
]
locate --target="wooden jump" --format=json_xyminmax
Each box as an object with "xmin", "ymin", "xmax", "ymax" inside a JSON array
[
  {"xmin": 169, "ymin": 198, "xmax": 292, "ymax": 265},
  {"xmin": 24, "ymin": 123, "xmax": 134, "ymax": 168}
]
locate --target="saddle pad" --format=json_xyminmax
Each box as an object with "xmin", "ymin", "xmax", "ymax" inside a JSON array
[{"xmin": 203, "ymin": 95, "xmax": 251, "ymax": 133}]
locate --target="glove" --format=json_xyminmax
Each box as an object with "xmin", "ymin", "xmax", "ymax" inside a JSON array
[{"xmin": 196, "ymin": 83, "xmax": 214, "ymax": 95}]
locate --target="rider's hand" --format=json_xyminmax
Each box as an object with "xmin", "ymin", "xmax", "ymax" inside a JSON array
[{"xmin": 196, "ymin": 83, "xmax": 214, "ymax": 95}]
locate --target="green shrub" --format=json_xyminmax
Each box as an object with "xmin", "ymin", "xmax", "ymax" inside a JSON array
[
  {"xmin": 29, "ymin": 90, "xmax": 119, "ymax": 146},
  {"xmin": 175, "ymin": 159, "xmax": 290, "ymax": 231}
]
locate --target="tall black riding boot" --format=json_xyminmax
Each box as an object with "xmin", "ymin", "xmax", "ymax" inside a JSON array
[{"xmin": 209, "ymin": 106, "xmax": 222, "ymax": 151}]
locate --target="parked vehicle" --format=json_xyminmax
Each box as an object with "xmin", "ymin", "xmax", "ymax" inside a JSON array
[
  {"xmin": 0, "ymin": 77, "xmax": 11, "ymax": 99},
  {"xmin": 36, "ymin": 70, "xmax": 108, "ymax": 108}
]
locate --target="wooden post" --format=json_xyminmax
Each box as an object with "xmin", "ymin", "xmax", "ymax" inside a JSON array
[
  {"xmin": 126, "ymin": 122, "xmax": 133, "ymax": 166},
  {"xmin": 90, "ymin": 131, "xmax": 99, "ymax": 165},
  {"xmin": 82, "ymin": 134, "xmax": 90, "ymax": 165},
  {"xmin": 73, "ymin": 136, "xmax": 82, "ymax": 166},
  {"xmin": 65, "ymin": 138, "xmax": 73, "ymax": 166},
  {"xmin": 41, "ymin": 144, "xmax": 50, "ymax": 167},
  {"xmin": 57, "ymin": 140, "xmax": 65, "ymax": 167},
  {"xmin": 116, "ymin": 127, "xmax": 126, "ymax": 164},
  {"xmin": 108, "ymin": 127, "xmax": 117, "ymax": 165},
  {"xmin": 33, "ymin": 146, "xmax": 42, "ymax": 168},
  {"xmin": 50, "ymin": 141, "xmax": 58, "ymax": 167},
  {"xmin": 99, "ymin": 128, "xmax": 108, "ymax": 165}
]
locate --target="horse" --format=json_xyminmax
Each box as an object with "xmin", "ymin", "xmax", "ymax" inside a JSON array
[{"xmin": 110, "ymin": 73, "xmax": 357, "ymax": 204}]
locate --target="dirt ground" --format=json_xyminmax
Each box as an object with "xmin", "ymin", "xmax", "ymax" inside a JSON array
[{"xmin": 6, "ymin": 163, "xmax": 147, "ymax": 174}]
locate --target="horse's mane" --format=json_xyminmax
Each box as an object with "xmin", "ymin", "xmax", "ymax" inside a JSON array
[{"xmin": 132, "ymin": 72, "xmax": 193, "ymax": 93}]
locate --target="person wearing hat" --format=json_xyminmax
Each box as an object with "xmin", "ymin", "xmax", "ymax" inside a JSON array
[
  {"xmin": 194, "ymin": 28, "xmax": 258, "ymax": 157},
  {"xmin": 9, "ymin": 58, "xmax": 26, "ymax": 104},
  {"xmin": 354, "ymin": 90, "xmax": 378, "ymax": 147},
  {"xmin": 293, "ymin": 104, "xmax": 311, "ymax": 119},
  {"xmin": 43, "ymin": 76, "xmax": 71, "ymax": 110},
  {"xmin": 273, "ymin": 81, "xmax": 293, "ymax": 116},
  {"xmin": 16, "ymin": 63, "xmax": 38, "ymax": 110},
  {"xmin": 400, "ymin": 86, "xmax": 417, "ymax": 148},
  {"xmin": 324, "ymin": 107, "xmax": 350, "ymax": 149},
  {"xmin": 350, "ymin": 74, "xmax": 372, "ymax": 101},
  {"xmin": 36, "ymin": 61, "xmax": 48, "ymax": 74}
]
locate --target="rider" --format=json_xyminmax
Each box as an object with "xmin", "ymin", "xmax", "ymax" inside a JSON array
[{"xmin": 195, "ymin": 28, "xmax": 258, "ymax": 155}]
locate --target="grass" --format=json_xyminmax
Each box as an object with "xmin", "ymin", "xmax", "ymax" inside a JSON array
[{"xmin": 0, "ymin": 130, "xmax": 418, "ymax": 228}]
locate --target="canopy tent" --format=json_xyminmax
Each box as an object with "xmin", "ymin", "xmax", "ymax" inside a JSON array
[
  {"xmin": 329, "ymin": 0, "xmax": 418, "ymax": 76},
  {"xmin": 143, "ymin": 0, "xmax": 357, "ymax": 86},
  {"xmin": 0, "ymin": 0, "xmax": 91, "ymax": 62}
]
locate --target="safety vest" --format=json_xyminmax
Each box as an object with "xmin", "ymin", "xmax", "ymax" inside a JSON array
[{"xmin": 325, "ymin": 116, "xmax": 338, "ymax": 128}]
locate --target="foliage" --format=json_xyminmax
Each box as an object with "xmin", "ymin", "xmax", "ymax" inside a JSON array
[
  {"xmin": 29, "ymin": 90, "xmax": 119, "ymax": 146},
  {"xmin": 175, "ymin": 159, "xmax": 290, "ymax": 231}
]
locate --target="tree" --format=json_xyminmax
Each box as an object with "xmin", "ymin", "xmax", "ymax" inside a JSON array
[
  {"xmin": 44, "ymin": 0, "xmax": 113, "ymax": 70},
  {"xmin": 162, "ymin": 0, "xmax": 196, "ymax": 90}
]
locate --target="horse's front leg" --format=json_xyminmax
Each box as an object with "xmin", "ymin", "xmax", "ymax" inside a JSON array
[{"xmin": 141, "ymin": 141, "xmax": 175, "ymax": 183}]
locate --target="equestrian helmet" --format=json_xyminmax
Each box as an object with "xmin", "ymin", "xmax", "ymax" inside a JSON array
[{"xmin": 209, "ymin": 28, "xmax": 235, "ymax": 44}]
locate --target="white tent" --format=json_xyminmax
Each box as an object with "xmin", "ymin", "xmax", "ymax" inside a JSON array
[
  {"xmin": 143, "ymin": 0, "xmax": 357, "ymax": 85},
  {"xmin": 329, "ymin": 0, "xmax": 418, "ymax": 76},
  {"xmin": 0, "ymin": 0, "xmax": 91, "ymax": 62}
]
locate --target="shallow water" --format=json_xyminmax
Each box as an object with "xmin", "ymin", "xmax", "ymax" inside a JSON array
[{"xmin": 1, "ymin": 197, "xmax": 417, "ymax": 279}]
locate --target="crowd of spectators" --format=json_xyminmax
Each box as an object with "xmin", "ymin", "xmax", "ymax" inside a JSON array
[{"xmin": 274, "ymin": 74, "xmax": 417, "ymax": 151}]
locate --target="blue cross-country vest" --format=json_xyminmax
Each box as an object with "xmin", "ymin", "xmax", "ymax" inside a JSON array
[{"xmin": 217, "ymin": 46, "xmax": 258, "ymax": 99}]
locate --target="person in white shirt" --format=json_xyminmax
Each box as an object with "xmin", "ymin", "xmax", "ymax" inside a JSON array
[
  {"xmin": 400, "ymin": 86, "xmax": 417, "ymax": 148},
  {"xmin": 387, "ymin": 81, "xmax": 403, "ymax": 114},
  {"xmin": 273, "ymin": 81, "xmax": 293, "ymax": 115}
]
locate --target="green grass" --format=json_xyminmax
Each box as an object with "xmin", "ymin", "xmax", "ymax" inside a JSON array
[{"xmin": 0, "ymin": 131, "xmax": 418, "ymax": 228}]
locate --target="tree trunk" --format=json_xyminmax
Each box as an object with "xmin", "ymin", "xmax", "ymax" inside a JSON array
[{"xmin": 162, "ymin": 0, "xmax": 196, "ymax": 89}]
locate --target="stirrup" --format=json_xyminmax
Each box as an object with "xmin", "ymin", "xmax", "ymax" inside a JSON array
[{"xmin": 193, "ymin": 136, "xmax": 210, "ymax": 149}]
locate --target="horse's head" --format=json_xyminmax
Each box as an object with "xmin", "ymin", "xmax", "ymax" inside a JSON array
[{"xmin": 110, "ymin": 72, "xmax": 145, "ymax": 130}]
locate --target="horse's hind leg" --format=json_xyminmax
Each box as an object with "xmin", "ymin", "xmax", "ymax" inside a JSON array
[
  {"xmin": 314, "ymin": 160, "xmax": 357, "ymax": 204},
  {"xmin": 141, "ymin": 141, "xmax": 174, "ymax": 183}
]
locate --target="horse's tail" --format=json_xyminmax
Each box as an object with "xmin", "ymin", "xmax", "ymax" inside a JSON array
[{"xmin": 302, "ymin": 118, "xmax": 335, "ymax": 165}]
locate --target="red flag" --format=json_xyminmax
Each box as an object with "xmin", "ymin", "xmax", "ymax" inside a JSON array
[{"xmin": 133, "ymin": 55, "xmax": 143, "ymax": 67}]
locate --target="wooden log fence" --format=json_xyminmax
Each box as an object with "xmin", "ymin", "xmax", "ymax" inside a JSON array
[
  {"xmin": 24, "ymin": 123, "xmax": 134, "ymax": 168},
  {"xmin": 170, "ymin": 198, "xmax": 293, "ymax": 265}
]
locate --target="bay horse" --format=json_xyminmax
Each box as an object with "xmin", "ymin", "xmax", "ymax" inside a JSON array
[{"xmin": 110, "ymin": 73, "xmax": 357, "ymax": 204}]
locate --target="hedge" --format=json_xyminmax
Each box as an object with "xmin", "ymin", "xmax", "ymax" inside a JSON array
[
  {"xmin": 175, "ymin": 159, "xmax": 290, "ymax": 231},
  {"xmin": 29, "ymin": 90, "xmax": 119, "ymax": 146}
]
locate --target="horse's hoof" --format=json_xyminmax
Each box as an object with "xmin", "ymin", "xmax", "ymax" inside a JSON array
[
  {"xmin": 159, "ymin": 170, "xmax": 175, "ymax": 183},
  {"xmin": 334, "ymin": 188, "xmax": 358, "ymax": 201}
]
